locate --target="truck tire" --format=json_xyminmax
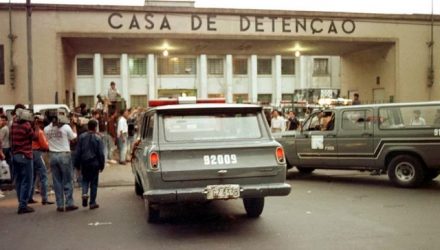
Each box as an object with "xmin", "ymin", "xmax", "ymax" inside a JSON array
[
  {"xmin": 243, "ymin": 198, "xmax": 265, "ymax": 218},
  {"xmin": 146, "ymin": 201, "xmax": 160, "ymax": 223},
  {"xmin": 135, "ymin": 177, "xmax": 143, "ymax": 196},
  {"xmin": 387, "ymin": 155, "xmax": 424, "ymax": 188},
  {"xmin": 297, "ymin": 167, "xmax": 315, "ymax": 174}
]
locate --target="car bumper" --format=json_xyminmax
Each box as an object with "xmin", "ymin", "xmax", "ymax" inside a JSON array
[{"xmin": 143, "ymin": 183, "xmax": 291, "ymax": 203}]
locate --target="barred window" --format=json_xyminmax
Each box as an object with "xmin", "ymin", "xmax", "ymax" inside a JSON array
[
  {"xmin": 233, "ymin": 94, "xmax": 248, "ymax": 103},
  {"xmin": 77, "ymin": 96, "xmax": 94, "ymax": 111},
  {"xmin": 208, "ymin": 58, "xmax": 224, "ymax": 75},
  {"xmin": 257, "ymin": 59, "xmax": 272, "ymax": 75},
  {"xmin": 76, "ymin": 58, "xmax": 94, "ymax": 76},
  {"xmin": 158, "ymin": 57, "xmax": 196, "ymax": 75},
  {"xmin": 130, "ymin": 95, "xmax": 148, "ymax": 108},
  {"xmin": 282, "ymin": 59, "xmax": 295, "ymax": 75},
  {"xmin": 233, "ymin": 58, "xmax": 248, "ymax": 75},
  {"xmin": 313, "ymin": 58, "xmax": 329, "ymax": 75},
  {"xmin": 129, "ymin": 57, "xmax": 147, "ymax": 76},
  {"xmin": 258, "ymin": 94, "xmax": 272, "ymax": 104},
  {"xmin": 103, "ymin": 58, "xmax": 121, "ymax": 75},
  {"xmin": 0, "ymin": 45, "xmax": 4, "ymax": 85}
]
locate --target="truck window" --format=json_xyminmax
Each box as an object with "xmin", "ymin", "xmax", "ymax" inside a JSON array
[
  {"xmin": 342, "ymin": 110, "xmax": 372, "ymax": 130},
  {"xmin": 379, "ymin": 105, "xmax": 439, "ymax": 129}
]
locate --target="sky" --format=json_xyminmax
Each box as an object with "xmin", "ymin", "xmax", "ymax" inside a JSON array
[{"xmin": 0, "ymin": 0, "xmax": 438, "ymax": 15}]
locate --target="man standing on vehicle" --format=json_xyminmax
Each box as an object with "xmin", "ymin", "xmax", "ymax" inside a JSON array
[{"xmin": 44, "ymin": 112, "xmax": 78, "ymax": 212}]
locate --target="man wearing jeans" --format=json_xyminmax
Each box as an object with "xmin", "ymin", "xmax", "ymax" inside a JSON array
[
  {"xmin": 44, "ymin": 113, "xmax": 78, "ymax": 212},
  {"xmin": 11, "ymin": 106, "xmax": 38, "ymax": 214},
  {"xmin": 117, "ymin": 110, "xmax": 128, "ymax": 165}
]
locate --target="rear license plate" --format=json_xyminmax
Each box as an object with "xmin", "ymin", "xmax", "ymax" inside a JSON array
[{"xmin": 205, "ymin": 184, "xmax": 240, "ymax": 200}]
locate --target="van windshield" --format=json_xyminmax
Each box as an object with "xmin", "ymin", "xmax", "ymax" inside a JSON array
[{"xmin": 163, "ymin": 112, "xmax": 262, "ymax": 141}]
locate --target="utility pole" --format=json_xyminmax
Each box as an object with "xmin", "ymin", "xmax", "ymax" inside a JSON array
[{"xmin": 26, "ymin": 0, "xmax": 33, "ymax": 109}]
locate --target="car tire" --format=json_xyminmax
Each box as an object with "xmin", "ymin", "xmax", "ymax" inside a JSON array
[
  {"xmin": 243, "ymin": 197, "xmax": 265, "ymax": 218},
  {"xmin": 297, "ymin": 167, "xmax": 315, "ymax": 174},
  {"xmin": 135, "ymin": 177, "xmax": 143, "ymax": 196},
  {"xmin": 387, "ymin": 155, "xmax": 424, "ymax": 188},
  {"xmin": 424, "ymin": 169, "xmax": 439, "ymax": 182},
  {"xmin": 146, "ymin": 201, "xmax": 160, "ymax": 223}
]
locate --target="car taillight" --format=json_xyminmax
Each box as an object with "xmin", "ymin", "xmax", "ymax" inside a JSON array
[
  {"xmin": 276, "ymin": 147, "xmax": 285, "ymax": 164},
  {"xmin": 150, "ymin": 152, "xmax": 159, "ymax": 169}
]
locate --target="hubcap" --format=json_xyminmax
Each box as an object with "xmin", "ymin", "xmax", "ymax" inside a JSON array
[{"xmin": 395, "ymin": 162, "xmax": 415, "ymax": 182}]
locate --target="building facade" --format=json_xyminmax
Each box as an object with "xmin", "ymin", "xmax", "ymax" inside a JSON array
[{"xmin": 0, "ymin": 3, "xmax": 439, "ymax": 108}]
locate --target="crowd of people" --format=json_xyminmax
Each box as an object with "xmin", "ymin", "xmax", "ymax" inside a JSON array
[
  {"xmin": 268, "ymin": 110, "xmax": 301, "ymax": 133},
  {"xmin": 0, "ymin": 82, "xmax": 144, "ymax": 214}
]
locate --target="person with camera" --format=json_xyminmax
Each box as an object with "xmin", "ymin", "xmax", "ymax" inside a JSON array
[
  {"xmin": 29, "ymin": 115, "xmax": 54, "ymax": 205},
  {"xmin": 44, "ymin": 111, "xmax": 78, "ymax": 212},
  {"xmin": 11, "ymin": 104, "xmax": 38, "ymax": 214}
]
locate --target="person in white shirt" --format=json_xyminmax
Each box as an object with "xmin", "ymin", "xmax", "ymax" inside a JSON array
[
  {"xmin": 271, "ymin": 110, "xmax": 286, "ymax": 133},
  {"xmin": 117, "ymin": 110, "xmax": 129, "ymax": 165},
  {"xmin": 44, "ymin": 115, "xmax": 78, "ymax": 212},
  {"xmin": 107, "ymin": 82, "xmax": 120, "ymax": 103},
  {"xmin": 410, "ymin": 110, "xmax": 426, "ymax": 126}
]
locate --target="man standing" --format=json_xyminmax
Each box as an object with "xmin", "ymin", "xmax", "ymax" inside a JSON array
[
  {"xmin": 44, "ymin": 112, "xmax": 78, "ymax": 212},
  {"xmin": 117, "ymin": 110, "xmax": 128, "ymax": 165},
  {"xmin": 270, "ymin": 110, "xmax": 286, "ymax": 133},
  {"xmin": 29, "ymin": 115, "xmax": 54, "ymax": 205},
  {"xmin": 74, "ymin": 120, "xmax": 105, "ymax": 209},
  {"xmin": 352, "ymin": 93, "xmax": 361, "ymax": 105},
  {"xmin": 287, "ymin": 111, "xmax": 299, "ymax": 131},
  {"xmin": 0, "ymin": 115, "xmax": 11, "ymax": 178},
  {"xmin": 11, "ymin": 106, "xmax": 38, "ymax": 214}
]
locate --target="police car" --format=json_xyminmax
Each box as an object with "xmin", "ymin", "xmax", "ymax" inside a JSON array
[{"xmin": 131, "ymin": 97, "xmax": 291, "ymax": 223}]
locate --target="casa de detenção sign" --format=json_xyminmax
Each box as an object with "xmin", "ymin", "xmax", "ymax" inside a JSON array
[{"xmin": 108, "ymin": 12, "xmax": 356, "ymax": 35}]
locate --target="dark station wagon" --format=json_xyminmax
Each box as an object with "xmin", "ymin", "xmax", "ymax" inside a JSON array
[{"xmin": 131, "ymin": 98, "xmax": 291, "ymax": 222}]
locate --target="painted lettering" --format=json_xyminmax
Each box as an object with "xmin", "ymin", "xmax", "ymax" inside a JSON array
[
  {"xmin": 311, "ymin": 18, "xmax": 323, "ymax": 34},
  {"xmin": 207, "ymin": 15, "xmax": 217, "ymax": 31},
  {"xmin": 191, "ymin": 14, "xmax": 202, "ymax": 30},
  {"xmin": 129, "ymin": 14, "xmax": 140, "ymax": 30},
  {"xmin": 108, "ymin": 12, "xmax": 123, "ymax": 29},
  {"xmin": 240, "ymin": 16, "xmax": 250, "ymax": 31},
  {"xmin": 268, "ymin": 17, "xmax": 277, "ymax": 32},
  {"xmin": 342, "ymin": 19, "xmax": 356, "ymax": 34},
  {"xmin": 282, "ymin": 17, "xmax": 291, "ymax": 32},
  {"xmin": 160, "ymin": 15, "xmax": 171, "ymax": 30},
  {"xmin": 144, "ymin": 13, "xmax": 154, "ymax": 29},
  {"xmin": 328, "ymin": 20, "xmax": 337, "ymax": 34},
  {"xmin": 255, "ymin": 16, "xmax": 264, "ymax": 32},
  {"xmin": 295, "ymin": 18, "xmax": 306, "ymax": 32}
]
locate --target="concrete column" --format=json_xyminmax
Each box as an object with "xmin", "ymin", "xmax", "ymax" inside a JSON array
[
  {"xmin": 199, "ymin": 54, "xmax": 208, "ymax": 99},
  {"xmin": 274, "ymin": 55, "xmax": 282, "ymax": 106},
  {"xmin": 299, "ymin": 56, "xmax": 307, "ymax": 89},
  {"xmin": 93, "ymin": 53, "xmax": 102, "ymax": 103},
  {"xmin": 121, "ymin": 54, "xmax": 130, "ymax": 108},
  {"xmin": 147, "ymin": 54, "xmax": 156, "ymax": 100},
  {"xmin": 250, "ymin": 55, "xmax": 258, "ymax": 103},
  {"xmin": 225, "ymin": 55, "xmax": 233, "ymax": 103}
]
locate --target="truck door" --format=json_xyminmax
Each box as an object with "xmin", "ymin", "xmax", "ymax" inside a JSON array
[
  {"xmin": 337, "ymin": 109, "xmax": 374, "ymax": 167},
  {"xmin": 295, "ymin": 111, "xmax": 338, "ymax": 167}
]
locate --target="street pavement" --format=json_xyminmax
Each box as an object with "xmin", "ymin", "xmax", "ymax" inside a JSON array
[{"xmin": 1, "ymin": 168, "xmax": 440, "ymax": 250}]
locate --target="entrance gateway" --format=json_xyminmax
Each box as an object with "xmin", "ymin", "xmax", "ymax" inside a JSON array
[{"xmin": 0, "ymin": 3, "xmax": 438, "ymax": 106}]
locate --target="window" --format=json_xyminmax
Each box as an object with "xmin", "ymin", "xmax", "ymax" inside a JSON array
[
  {"xmin": 233, "ymin": 94, "xmax": 248, "ymax": 103},
  {"xmin": 146, "ymin": 115, "xmax": 154, "ymax": 140},
  {"xmin": 257, "ymin": 59, "xmax": 272, "ymax": 75},
  {"xmin": 77, "ymin": 96, "xmax": 94, "ymax": 111},
  {"xmin": 313, "ymin": 58, "xmax": 329, "ymax": 75},
  {"xmin": 158, "ymin": 57, "xmax": 196, "ymax": 75},
  {"xmin": 233, "ymin": 58, "xmax": 247, "ymax": 75},
  {"xmin": 130, "ymin": 95, "xmax": 147, "ymax": 108},
  {"xmin": 342, "ymin": 110, "xmax": 372, "ymax": 130},
  {"xmin": 379, "ymin": 105, "xmax": 439, "ymax": 129},
  {"xmin": 208, "ymin": 58, "xmax": 224, "ymax": 75},
  {"xmin": 103, "ymin": 58, "xmax": 120, "ymax": 75},
  {"xmin": 258, "ymin": 94, "xmax": 272, "ymax": 105},
  {"xmin": 76, "ymin": 58, "xmax": 93, "ymax": 76},
  {"xmin": 163, "ymin": 112, "xmax": 262, "ymax": 142},
  {"xmin": 129, "ymin": 57, "xmax": 147, "ymax": 76},
  {"xmin": 282, "ymin": 94, "xmax": 294, "ymax": 101},
  {"xmin": 282, "ymin": 59, "xmax": 295, "ymax": 75},
  {"xmin": 0, "ymin": 45, "xmax": 4, "ymax": 85}
]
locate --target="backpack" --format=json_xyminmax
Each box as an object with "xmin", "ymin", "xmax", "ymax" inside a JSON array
[{"xmin": 80, "ymin": 133, "xmax": 99, "ymax": 164}]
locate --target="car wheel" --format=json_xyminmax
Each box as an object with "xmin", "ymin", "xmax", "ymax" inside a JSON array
[
  {"xmin": 424, "ymin": 169, "xmax": 439, "ymax": 182},
  {"xmin": 297, "ymin": 167, "xmax": 315, "ymax": 174},
  {"xmin": 243, "ymin": 197, "xmax": 265, "ymax": 218},
  {"xmin": 146, "ymin": 201, "xmax": 160, "ymax": 223},
  {"xmin": 387, "ymin": 155, "xmax": 424, "ymax": 188},
  {"xmin": 135, "ymin": 177, "xmax": 143, "ymax": 196}
]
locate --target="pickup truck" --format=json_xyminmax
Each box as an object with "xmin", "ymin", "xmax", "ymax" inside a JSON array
[{"xmin": 274, "ymin": 101, "xmax": 440, "ymax": 188}]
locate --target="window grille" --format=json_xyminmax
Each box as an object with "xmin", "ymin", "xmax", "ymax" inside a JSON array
[
  {"xmin": 257, "ymin": 59, "xmax": 272, "ymax": 75},
  {"xmin": 103, "ymin": 58, "xmax": 121, "ymax": 75},
  {"xmin": 233, "ymin": 58, "xmax": 248, "ymax": 75},
  {"xmin": 158, "ymin": 57, "xmax": 196, "ymax": 75},
  {"xmin": 208, "ymin": 58, "xmax": 224, "ymax": 75},
  {"xmin": 313, "ymin": 58, "xmax": 329, "ymax": 75},
  {"xmin": 129, "ymin": 57, "xmax": 147, "ymax": 76},
  {"xmin": 76, "ymin": 58, "xmax": 94, "ymax": 76},
  {"xmin": 282, "ymin": 59, "xmax": 295, "ymax": 75}
]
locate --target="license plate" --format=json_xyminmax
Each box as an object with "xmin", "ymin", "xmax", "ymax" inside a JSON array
[{"xmin": 205, "ymin": 184, "xmax": 240, "ymax": 200}]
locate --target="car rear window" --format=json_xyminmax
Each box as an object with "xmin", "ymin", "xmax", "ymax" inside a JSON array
[{"xmin": 163, "ymin": 112, "xmax": 262, "ymax": 141}]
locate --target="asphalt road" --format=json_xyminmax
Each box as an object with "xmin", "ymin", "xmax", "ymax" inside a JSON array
[{"xmin": 1, "ymin": 170, "xmax": 440, "ymax": 250}]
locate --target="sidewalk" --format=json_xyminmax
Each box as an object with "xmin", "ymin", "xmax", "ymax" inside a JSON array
[{"xmin": 99, "ymin": 162, "xmax": 134, "ymax": 187}]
